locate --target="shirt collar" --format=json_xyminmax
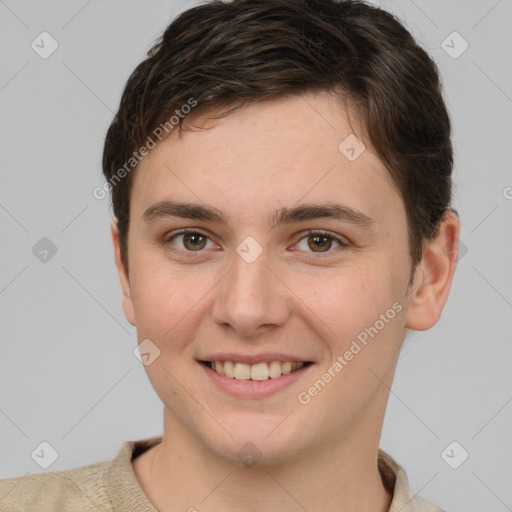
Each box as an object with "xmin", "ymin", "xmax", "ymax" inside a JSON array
[{"xmin": 104, "ymin": 438, "xmax": 435, "ymax": 511}]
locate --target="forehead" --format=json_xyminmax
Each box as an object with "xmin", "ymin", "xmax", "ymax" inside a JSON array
[{"xmin": 131, "ymin": 92, "xmax": 402, "ymax": 226}]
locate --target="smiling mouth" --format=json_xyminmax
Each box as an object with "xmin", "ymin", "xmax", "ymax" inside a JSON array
[{"xmin": 201, "ymin": 360, "xmax": 312, "ymax": 381}]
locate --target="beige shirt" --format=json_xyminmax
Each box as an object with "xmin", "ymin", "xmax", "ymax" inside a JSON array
[{"xmin": 0, "ymin": 437, "xmax": 444, "ymax": 511}]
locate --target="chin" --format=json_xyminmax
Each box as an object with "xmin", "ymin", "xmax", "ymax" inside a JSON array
[
  {"xmin": 199, "ymin": 418, "xmax": 308, "ymax": 468},
  {"xmin": 211, "ymin": 438, "xmax": 300, "ymax": 468}
]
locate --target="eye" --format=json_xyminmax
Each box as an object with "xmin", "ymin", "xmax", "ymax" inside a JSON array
[
  {"xmin": 294, "ymin": 230, "xmax": 347, "ymax": 256},
  {"xmin": 164, "ymin": 229, "xmax": 217, "ymax": 253},
  {"xmin": 163, "ymin": 228, "xmax": 348, "ymax": 257}
]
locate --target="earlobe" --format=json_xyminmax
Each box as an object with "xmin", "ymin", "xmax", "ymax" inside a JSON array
[
  {"xmin": 111, "ymin": 219, "xmax": 136, "ymax": 326},
  {"xmin": 405, "ymin": 210, "xmax": 460, "ymax": 331}
]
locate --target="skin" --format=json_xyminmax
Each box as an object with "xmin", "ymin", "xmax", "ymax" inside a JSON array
[{"xmin": 111, "ymin": 91, "xmax": 459, "ymax": 511}]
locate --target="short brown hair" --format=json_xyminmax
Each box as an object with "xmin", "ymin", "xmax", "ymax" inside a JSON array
[{"xmin": 102, "ymin": 0, "xmax": 454, "ymax": 278}]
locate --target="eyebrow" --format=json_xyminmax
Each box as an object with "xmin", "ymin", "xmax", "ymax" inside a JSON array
[{"xmin": 141, "ymin": 200, "xmax": 374, "ymax": 228}]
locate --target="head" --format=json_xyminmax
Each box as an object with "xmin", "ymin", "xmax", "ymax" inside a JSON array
[{"xmin": 103, "ymin": 0, "xmax": 459, "ymax": 465}]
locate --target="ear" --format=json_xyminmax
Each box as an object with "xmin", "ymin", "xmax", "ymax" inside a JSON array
[
  {"xmin": 111, "ymin": 219, "xmax": 136, "ymax": 326},
  {"xmin": 405, "ymin": 210, "xmax": 460, "ymax": 331}
]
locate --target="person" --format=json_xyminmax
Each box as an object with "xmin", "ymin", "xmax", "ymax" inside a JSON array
[{"xmin": 0, "ymin": 0, "xmax": 460, "ymax": 510}]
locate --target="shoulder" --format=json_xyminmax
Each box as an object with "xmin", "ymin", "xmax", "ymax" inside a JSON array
[
  {"xmin": 378, "ymin": 449, "xmax": 445, "ymax": 512},
  {"xmin": 0, "ymin": 460, "xmax": 111, "ymax": 511},
  {"xmin": 0, "ymin": 437, "xmax": 161, "ymax": 512}
]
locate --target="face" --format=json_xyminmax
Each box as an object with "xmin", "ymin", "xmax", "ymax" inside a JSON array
[{"xmin": 114, "ymin": 92, "xmax": 425, "ymax": 464}]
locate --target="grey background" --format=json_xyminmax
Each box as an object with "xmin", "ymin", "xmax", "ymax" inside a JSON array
[{"xmin": 0, "ymin": 0, "xmax": 511, "ymax": 510}]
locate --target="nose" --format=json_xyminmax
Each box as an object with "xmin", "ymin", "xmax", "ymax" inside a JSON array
[{"xmin": 211, "ymin": 248, "xmax": 292, "ymax": 337}]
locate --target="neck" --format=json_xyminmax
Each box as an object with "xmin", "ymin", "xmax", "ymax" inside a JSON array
[{"xmin": 134, "ymin": 409, "xmax": 392, "ymax": 512}]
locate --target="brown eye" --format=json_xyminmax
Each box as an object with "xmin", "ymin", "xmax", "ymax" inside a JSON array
[
  {"xmin": 308, "ymin": 234, "xmax": 333, "ymax": 252},
  {"xmin": 294, "ymin": 230, "xmax": 345, "ymax": 256},
  {"xmin": 182, "ymin": 232, "xmax": 207, "ymax": 251},
  {"xmin": 165, "ymin": 230, "xmax": 215, "ymax": 253}
]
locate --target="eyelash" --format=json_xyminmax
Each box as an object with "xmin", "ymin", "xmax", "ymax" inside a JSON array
[{"xmin": 163, "ymin": 228, "xmax": 348, "ymax": 258}]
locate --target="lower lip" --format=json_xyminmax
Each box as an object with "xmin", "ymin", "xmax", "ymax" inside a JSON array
[{"xmin": 199, "ymin": 362, "xmax": 313, "ymax": 399}]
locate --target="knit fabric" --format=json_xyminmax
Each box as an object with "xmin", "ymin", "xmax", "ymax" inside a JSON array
[{"xmin": 0, "ymin": 437, "xmax": 444, "ymax": 511}]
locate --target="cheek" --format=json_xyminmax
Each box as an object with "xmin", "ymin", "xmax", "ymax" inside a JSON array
[
  {"xmin": 294, "ymin": 273, "xmax": 405, "ymax": 439},
  {"xmin": 129, "ymin": 256, "xmax": 211, "ymax": 342},
  {"xmin": 128, "ymin": 260, "xmax": 208, "ymax": 398},
  {"xmin": 300, "ymin": 260, "xmax": 405, "ymax": 367},
  {"xmin": 306, "ymin": 264, "xmax": 389, "ymax": 329}
]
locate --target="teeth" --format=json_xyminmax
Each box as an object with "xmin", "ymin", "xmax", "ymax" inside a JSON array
[
  {"xmin": 281, "ymin": 362, "xmax": 292, "ymax": 374},
  {"xmin": 250, "ymin": 362, "xmax": 269, "ymax": 381},
  {"xmin": 269, "ymin": 361, "xmax": 282, "ymax": 379},
  {"xmin": 214, "ymin": 361, "xmax": 224, "ymax": 375},
  {"xmin": 234, "ymin": 363, "xmax": 251, "ymax": 380},
  {"xmin": 209, "ymin": 360, "xmax": 306, "ymax": 381},
  {"xmin": 223, "ymin": 361, "xmax": 235, "ymax": 378}
]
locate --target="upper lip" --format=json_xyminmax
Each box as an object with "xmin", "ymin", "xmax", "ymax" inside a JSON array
[{"xmin": 199, "ymin": 353, "xmax": 313, "ymax": 365}]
